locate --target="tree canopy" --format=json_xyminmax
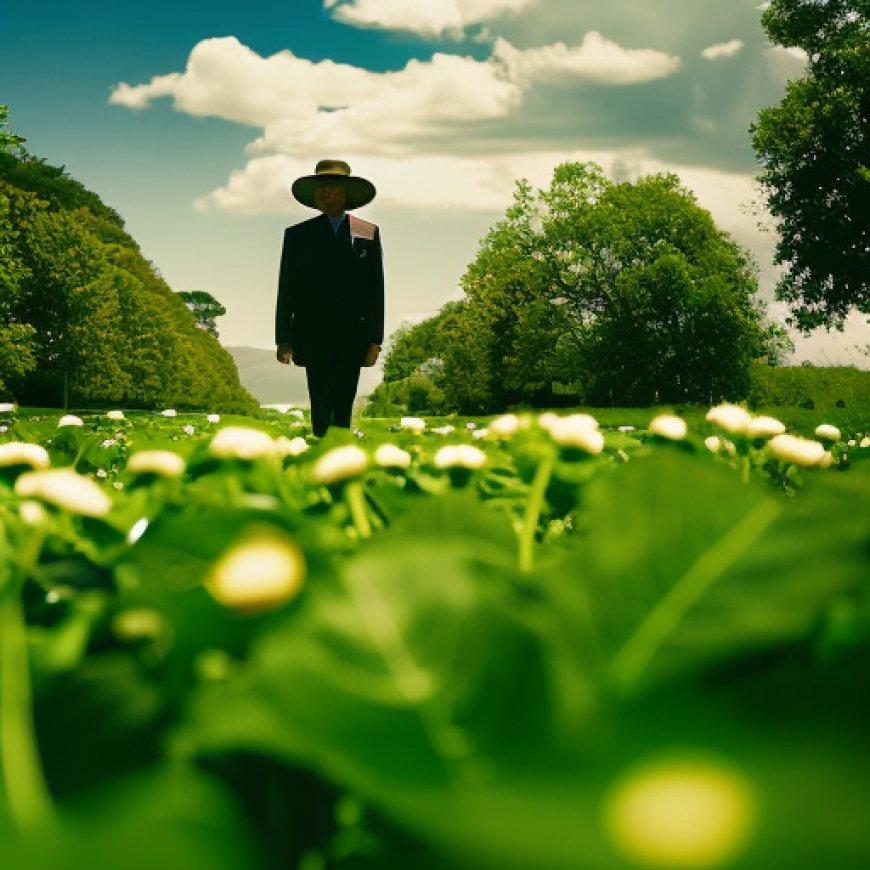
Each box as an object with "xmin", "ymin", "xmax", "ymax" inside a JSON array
[
  {"xmin": 751, "ymin": 0, "xmax": 869, "ymax": 330},
  {"xmin": 379, "ymin": 163, "xmax": 773, "ymax": 414},
  {"xmin": 0, "ymin": 112, "xmax": 257, "ymax": 412}
]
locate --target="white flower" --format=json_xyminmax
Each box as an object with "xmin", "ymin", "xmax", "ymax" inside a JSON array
[
  {"xmin": 465, "ymin": 422, "xmax": 478, "ymax": 430},
  {"xmin": 15, "ymin": 468, "xmax": 112, "ymax": 516},
  {"xmin": 206, "ymin": 413, "xmax": 220, "ymax": 424},
  {"xmin": 183, "ymin": 424, "xmax": 195, "ymax": 437},
  {"xmin": 814, "ymin": 424, "xmax": 841, "ymax": 442},
  {"xmin": 472, "ymin": 428, "xmax": 489, "ymax": 440},
  {"xmin": 860, "ymin": 436, "xmax": 870, "ymax": 449},
  {"xmin": 618, "ymin": 425, "xmax": 636, "ymax": 432},
  {"xmin": 58, "ymin": 414, "xmax": 84, "ymax": 428},
  {"xmin": 127, "ymin": 450, "xmax": 186, "ymax": 477},
  {"xmin": 0, "ymin": 442, "xmax": 50, "ymax": 469},
  {"xmin": 275, "ymin": 435, "xmax": 309, "ymax": 457},
  {"xmin": 289, "ymin": 408, "xmax": 305, "ymax": 420},
  {"xmin": 488, "ymin": 414, "xmax": 521, "ymax": 437},
  {"xmin": 0, "ymin": 402, "xmax": 16, "ymax": 414},
  {"xmin": 0, "ymin": 426, "xmax": 7, "ymax": 434},
  {"xmin": 205, "ymin": 527, "xmax": 306, "ymax": 614},
  {"xmin": 374, "ymin": 443, "xmax": 411, "ymax": 469},
  {"xmin": 400, "ymin": 416, "xmax": 426, "ymax": 433},
  {"xmin": 19, "ymin": 500, "xmax": 47, "ymax": 526},
  {"xmin": 705, "ymin": 404, "xmax": 752, "ymax": 435},
  {"xmin": 649, "ymin": 415, "xmax": 688, "ymax": 441},
  {"xmin": 768, "ymin": 434, "xmax": 828, "ymax": 467},
  {"xmin": 127, "ymin": 517, "xmax": 150, "ymax": 544},
  {"xmin": 433, "ymin": 444, "xmax": 487, "ymax": 470},
  {"xmin": 549, "ymin": 415, "xmax": 605, "ymax": 454},
  {"xmin": 312, "ymin": 444, "xmax": 369, "ymax": 485},
  {"xmin": 431, "ymin": 425, "xmax": 455, "ymax": 436},
  {"xmin": 160, "ymin": 409, "xmax": 177, "ymax": 418},
  {"xmin": 746, "ymin": 416, "xmax": 786, "ymax": 438},
  {"xmin": 106, "ymin": 409, "xmax": 125, "ymax": 421},
  {"xmin": 208, "ymin": 426, "xmax": 277, "ymax": 460},
  {"xmin": 704, "ymin": 435, "xmax": 722, "ymax": 452},
  {"xmin": 848, "ymin": 439, "xmax": 856, "ymax": 447},
  {"xmin": 95, "ymin": 468, "xmax": 108, "ymax": 480},
  {"xmin": 101, "ymin": 439, "xmax": 117, "ymax": 449}
]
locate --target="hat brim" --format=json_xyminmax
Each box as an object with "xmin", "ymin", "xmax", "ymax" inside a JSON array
[{"xmin": 291, "ymin": 174, "xmax": 376, "ymax": 210}]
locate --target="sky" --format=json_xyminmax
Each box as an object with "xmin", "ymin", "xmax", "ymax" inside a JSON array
[{"xmin": 3, "ymin": 0, "xmax": 868, "ymax": 380}]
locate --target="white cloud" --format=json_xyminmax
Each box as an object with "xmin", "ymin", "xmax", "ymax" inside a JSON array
[
  {"xmin": 109, "ymin": 33, "xmax": 681, "ymax": 175},
  {"xmin": 323, "ymin": 0, "xmax": 539, "ymax": 39},
  {"xmin": 493, "ymin": 31, "xmax": 681, "ymax": 85},
  {"xmin": 701, "ymin": 39, "xmax": 744, "ymax": 60}
]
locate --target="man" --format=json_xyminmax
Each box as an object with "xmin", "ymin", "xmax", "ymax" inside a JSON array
[{"xmin": 275, "ymin": 159, "xmax": 384, "ymax": 437}]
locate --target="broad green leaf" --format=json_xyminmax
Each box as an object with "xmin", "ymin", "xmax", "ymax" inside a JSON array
[{"xmin": 559, "ymin": 449, "xmax": 870, "ymax": 694}]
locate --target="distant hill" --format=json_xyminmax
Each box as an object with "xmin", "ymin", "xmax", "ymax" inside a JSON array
[{"xmin": 225, "ymin": 346, "xmax": 384, "ymax": 406}]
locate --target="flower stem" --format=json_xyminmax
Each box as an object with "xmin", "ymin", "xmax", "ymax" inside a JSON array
[
  {"xmin": 345, "ymin": 480, "xmax": 372, "ymax": 539},
  {"xmin": 0, "ymin": 582, "xmax": 56, "ymax": 834},
  {"xmin": 519, "ymin": 451, "xmax": 555, "ymax": 573}
]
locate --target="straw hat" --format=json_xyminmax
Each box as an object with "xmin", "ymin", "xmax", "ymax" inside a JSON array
[{"xmin": 291, "ymin": 159, "xmax": 376, "ymax": 210}]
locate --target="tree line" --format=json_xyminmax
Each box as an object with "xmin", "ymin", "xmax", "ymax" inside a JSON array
[
  {"xmin": 369, "ymin": 0, "xmax": 867, "ymax": 416},
  {"xmin": 0, "ymin": 107, "xmax": 257, "ymax": 413},
  {"xmin": 369, "ymin": 164, "xmax": 788, "ymax": 415}
]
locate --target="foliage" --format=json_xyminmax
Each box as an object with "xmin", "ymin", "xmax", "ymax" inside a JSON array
[
  {"xmin": 748, "ymin": 362, "xmax": 870, "ymax": 415},
  {"xmin": 390, "ymin": 163, "xmax": 772, "ymax": 413},
  {"xmin": 751, "ymin": 0, "xmax": 869, "ymax": 329},
  {"xmin": 0, "ymin": 407, "xmax": 868, "ymax": 869},
  {"xmin": 0, "ymin": 143, "xmax": 257, "ymax": 413},
  {"xmin": 177, "ymin": 291, "xmax": 227, "ymax": 339}
]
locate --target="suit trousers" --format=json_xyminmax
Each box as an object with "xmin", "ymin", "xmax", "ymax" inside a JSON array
[{"xmin": 304, "ymin": 346, "xmax": 363, "ymax": 437}]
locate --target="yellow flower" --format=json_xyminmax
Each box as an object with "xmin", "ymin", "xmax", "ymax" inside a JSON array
[
  {"xmin": 814, "ymin": 423, "xmax": 841, "ymax": 442},
  {"xmin": 400, "ymin": 416, "xmax": 426, "ymax": 433},
  {"xmin": 0, "ymin": 441, "xmax": 50, "ymax": 469},
  {"xmin": 374, "ymin": 443, "xmax": 412, "ymax": 469},
  {"xmin": 275, "ymin": 435, "xmax": 309, "ymax": 457},
  {"xmin": 208, "ymin": 426, "xmax": 277, "ymax": 460},
  {"xmin": 705, "ymin": 403, "xmax": 752, "ymax": 435},
  {"xmin": 433, "ymin": 444, "xmax": 487, "ymax": 470},
  {"xmin": 15, "ymin": 468, "xmax": 112, "ymax": 516},
  {"xmin": 312, "ymin": 444, "xmax": 369, "ymax": 485},
  {"xmin": 602, "ymin": 753, "xmax": 757, "ymax": 868},
  {"xmin": 205, "ymin": 526, "xmax": 306, "ymax": 615},
  {"xmin": 549, "ymin": 414, "xmax": 604, "ymax": 453},
  {"xmin": 746, "ymin": 415, "xmax": 785, "ymax": 438},
  {"xmin": 649, "ymin": 415, "xmax": 687, "ymax": 441},
  {"xmin": 768, "ymin": 433, "xmax": 827, "ymax": 467},
  {"xmin": 127, "ymin": 450, "xmax": 186, "ymax": 477}
]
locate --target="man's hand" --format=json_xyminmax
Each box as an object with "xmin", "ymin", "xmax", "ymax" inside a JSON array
[
  {"xmin": 276, "ymin": 343, "xmax": 293, "ymax": 365},
  {"xmin": 362, "ymin": 343, "xmax": 381, "ymax": 367}
]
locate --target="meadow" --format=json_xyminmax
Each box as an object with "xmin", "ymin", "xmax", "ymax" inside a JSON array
[{"xmin": 1, "ymin": 402, "xmax": 869, "ymax": 870}]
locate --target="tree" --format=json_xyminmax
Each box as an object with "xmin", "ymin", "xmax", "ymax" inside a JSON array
[
  {"xmin": 177, "ymin": 290, "xmax": 227, "ymax": 339},
  {"xmin": 751, "ymin": 0, "xmax": 869, "ymax": 330},
  {"xmin": 435, "ymin": 163, "xmax": 769, "ymax": 412}
]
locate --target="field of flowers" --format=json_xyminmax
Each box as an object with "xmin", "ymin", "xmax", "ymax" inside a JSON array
[{"xmin": 1, "ymin": 401, "xmax": 869, "ymax": 870}]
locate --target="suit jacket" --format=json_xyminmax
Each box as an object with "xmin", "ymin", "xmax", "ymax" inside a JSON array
[{"xmin": 275, "ymin": 213, "xmax": 384, "ymax": 366}]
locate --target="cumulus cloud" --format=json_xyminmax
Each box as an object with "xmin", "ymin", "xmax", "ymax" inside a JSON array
[
  {"xmin": 493, "ymin": 31, "xmax": 680, "ymax": 85},
  {"xmin": 701, "ymin": 39, "xmax": 744, "ymax": 60},
  {"xmin": 323, "ymin": 0, "xmax": 539, "ymax": 39},
  {"xmin": 109, "ymin": 32, "xmax": 682, "ymax": 185}
]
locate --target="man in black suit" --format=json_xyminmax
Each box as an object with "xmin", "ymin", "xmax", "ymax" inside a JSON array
[{"xmin": 275, "ymin": 159, "xmax": 384, "ymax": 437}]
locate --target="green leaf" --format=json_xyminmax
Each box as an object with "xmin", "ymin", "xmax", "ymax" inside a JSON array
[{"xmin": 560, "ymin": 449, "xmax": 870, "ymax": 694}]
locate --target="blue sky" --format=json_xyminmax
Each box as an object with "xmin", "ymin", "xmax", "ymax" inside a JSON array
[{"xmin": 3, "ymin": 0, "xmax": 867, "ymax": 373}]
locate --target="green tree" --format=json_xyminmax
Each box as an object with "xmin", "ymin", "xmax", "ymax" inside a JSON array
[
  {"xmin": 177, "ymin": 290, "xmax": 227, "ymax": 339},
  {"xmin": 439, "ymin": 163, "xmax": 768, "ymax": 412},
  {"xmin": 751, "ymin": 0, "xmax": 869, "ymax": 330},
  {"xmin": 0, "ymin": 187, "xmax": 36, "ymax": 397}
]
